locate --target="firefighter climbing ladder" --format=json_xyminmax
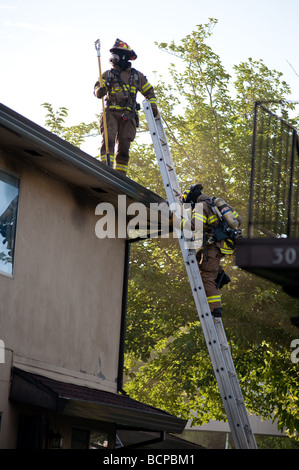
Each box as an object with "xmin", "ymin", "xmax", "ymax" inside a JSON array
[{"xmin": 143, "ymin": 100, "xmax": 258, "ymax": 450}]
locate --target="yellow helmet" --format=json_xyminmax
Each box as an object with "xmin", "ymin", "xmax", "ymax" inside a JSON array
[{"xmin": 110, "ymin": 38, "xmax": 137, "ymax": 60}]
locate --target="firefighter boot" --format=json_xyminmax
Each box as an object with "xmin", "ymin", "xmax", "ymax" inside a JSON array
[{"xmin": 212, "ymin": 308, "xmax": 222, "ymax": 318}]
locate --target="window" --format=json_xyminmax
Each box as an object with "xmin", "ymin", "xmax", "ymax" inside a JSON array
[
  {"xmin": 0, "ymin": 169, "xmax": 19, "ymax": 275},
  {"xmin": 89, "ymin": 430, "xmax": 109, "ymax": 449}
]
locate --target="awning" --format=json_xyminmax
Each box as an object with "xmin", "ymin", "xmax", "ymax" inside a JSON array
[
  {"xmin": 235, "ymin": 237, "xmax": 299, "ymax": 289},
  {"xmin": 10, "ymin": 368, "xmax": 186, "ymax": 434}
]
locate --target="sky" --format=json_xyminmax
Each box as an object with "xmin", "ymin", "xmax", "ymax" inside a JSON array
[{"xmin": 1, "ymin": 0, "xmax": 299, "ymax": 156}]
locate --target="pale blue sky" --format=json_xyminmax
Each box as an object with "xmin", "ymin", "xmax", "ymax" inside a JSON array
[{"xmin": 1, "ymin": 0, "xmax": 299, "ymax": 155}]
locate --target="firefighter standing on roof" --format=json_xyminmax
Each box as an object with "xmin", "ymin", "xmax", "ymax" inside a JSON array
[
  {"xmin": 181, "ymin": 184, "xmax": 242, "ymax": 318},
  {"xmin": 94, "ymin": 39, "xmax": 158, "ymax": 175}
]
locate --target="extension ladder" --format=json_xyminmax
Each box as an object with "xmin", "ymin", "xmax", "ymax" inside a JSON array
[{"xmin": 143, "ymin": 101, "xmax": 258, "ymax": 449}]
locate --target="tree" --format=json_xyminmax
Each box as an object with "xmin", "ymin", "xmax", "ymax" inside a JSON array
[
  {"xmin": 125, "ymin": 20, "xmax": 299, "ymax": 441},
  {"xmin": 42, "ymin": 20, "xmax": 299, "ymax": 442}
]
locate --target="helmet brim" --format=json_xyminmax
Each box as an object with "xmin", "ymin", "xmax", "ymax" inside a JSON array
[{"xmin": 109, "ymin": 47, "xmax": 137, "ymax": 60}]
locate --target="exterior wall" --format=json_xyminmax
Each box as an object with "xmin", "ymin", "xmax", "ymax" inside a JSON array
[{"xmin": 0, "ymin": 149, "xmax": 125, "ymax": 395}]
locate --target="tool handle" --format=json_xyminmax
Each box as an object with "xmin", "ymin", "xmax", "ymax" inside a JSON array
[{"xmin": 94, "ymin": 38, "xmax": 110, "ymax": 164}]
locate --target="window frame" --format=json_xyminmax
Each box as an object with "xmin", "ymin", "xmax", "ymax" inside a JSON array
[{"xmin": 0, "ymin": 167, "xmax": 20, "ymax": 277}]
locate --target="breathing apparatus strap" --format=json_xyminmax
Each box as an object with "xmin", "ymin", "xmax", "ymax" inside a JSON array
[
  {"xmin": 109, "ymin": 68, "xmax": 139, "ymax": 102},
  {"xmin": 107, "ymin": 68, "xmax": 140, "ymax": 123}
]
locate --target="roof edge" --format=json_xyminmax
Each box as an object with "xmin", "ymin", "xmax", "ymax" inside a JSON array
[{"xmin": 0, "ymin": 103, "xmax": 167, "ymax": 207}]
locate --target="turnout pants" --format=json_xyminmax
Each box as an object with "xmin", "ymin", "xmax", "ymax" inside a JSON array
[
  {"xmin": 197, "ymin": 244, "xmax": 222, "ymax": 311},
  {"xmin": 100, "ymin": 111, "xmax": 137, "ymax": 175}
]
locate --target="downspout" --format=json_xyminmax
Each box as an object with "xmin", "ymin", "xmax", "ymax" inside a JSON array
[{"xmin": 117, "ymin": 239, "xmax": 130, "ymax": 394}]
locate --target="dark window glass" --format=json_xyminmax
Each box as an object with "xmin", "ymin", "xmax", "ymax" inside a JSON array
[{"xmin": 0, "ymin": 169, "xmax": 19, "ymax": 275}]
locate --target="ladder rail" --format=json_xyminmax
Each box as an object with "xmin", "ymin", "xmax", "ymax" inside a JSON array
[
  {"xmin": 181, "ymin": 245, "xmax": 255, "ymax": 449},
  {"xmin": 143, "ymin": 100, "xmax": 257, "ymax": 449},
  {"xmin": 213, "ymin": 318, "xmax": 256, "ymax": 447}
]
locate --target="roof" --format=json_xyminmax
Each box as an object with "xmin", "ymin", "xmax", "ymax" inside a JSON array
[
  {"xmin": 10, "ymin": 367, "xmax": 186, "ymax": 434},
  {"xmin": 0, "ymin": 103, "xmax": 170, "ymax": 239}
]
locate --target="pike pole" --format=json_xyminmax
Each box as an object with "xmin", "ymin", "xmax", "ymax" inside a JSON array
[{"xmin": 95, "ymin": 39, "xmax": 110, "ymax": 166}]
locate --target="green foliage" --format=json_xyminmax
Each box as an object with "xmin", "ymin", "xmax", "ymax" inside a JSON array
[
  {"xmin": 41, "ymin": 102, "xmax": 99, "ymax": 148},
  {"xmin": 126, "ymin": 238, "xmax": 299, "ymax": 435},
  {"xmin": 125, "ymin": 20, "xmax": 299, "ymax": 441}
]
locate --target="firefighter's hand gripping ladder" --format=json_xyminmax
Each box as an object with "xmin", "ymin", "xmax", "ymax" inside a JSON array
[{"xmin": 143, "ymin": 100, "xmax": 258, "ymax": 450}]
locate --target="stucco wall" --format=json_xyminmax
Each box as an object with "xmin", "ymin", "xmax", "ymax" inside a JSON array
[{"xmin": 0, "ymin": 150, "xmax": 125, "ymax": 392}]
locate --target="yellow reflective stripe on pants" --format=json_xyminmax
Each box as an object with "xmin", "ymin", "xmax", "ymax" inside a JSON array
[
  {"xmin": 101, "ymin": 154, "xmax": 115, "ymax": 164},
  {"xmin": 115, "ymin": 163, "xmax": 128, "ymax": 173},
  {"xmin": 207, "ymin": 295, "xmax": 221, "ymax": 304}
]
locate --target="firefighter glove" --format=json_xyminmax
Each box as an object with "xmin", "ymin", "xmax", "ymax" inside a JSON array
[{"xmin": 151, "ymin": 103, "xmax": 158, "ymax": 117}]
